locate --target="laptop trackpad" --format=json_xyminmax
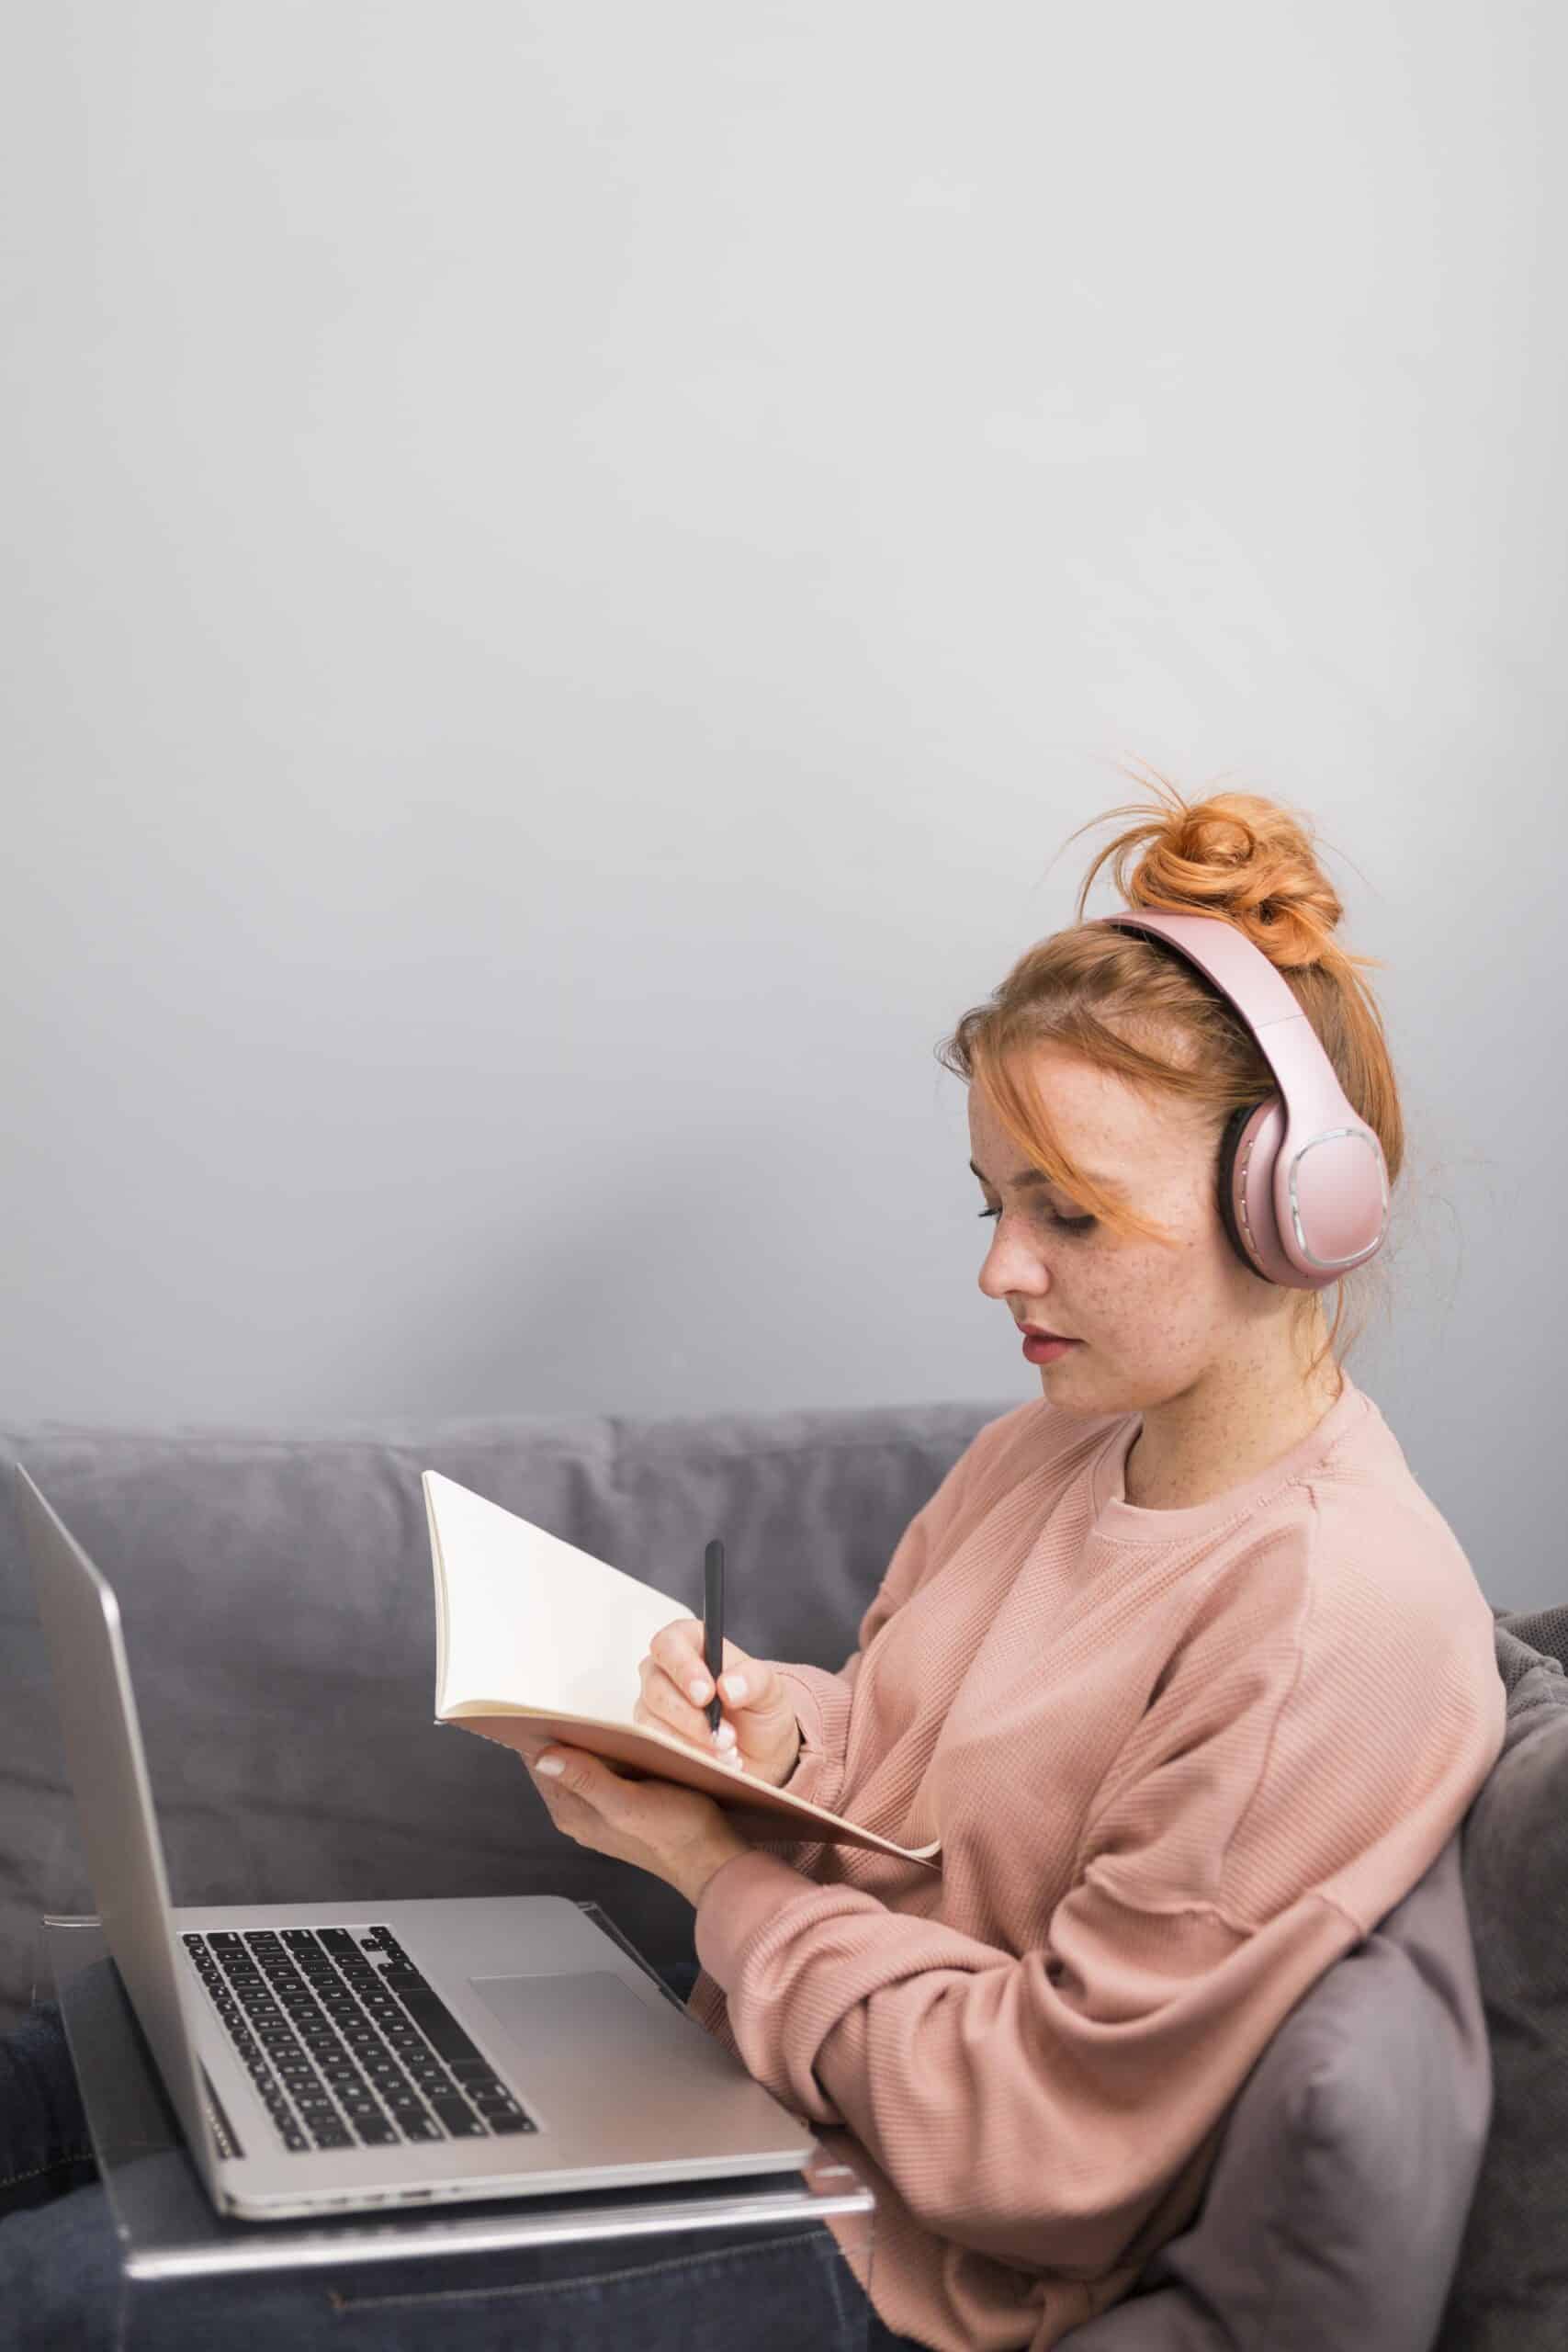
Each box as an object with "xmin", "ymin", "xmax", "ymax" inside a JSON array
[
  {"xmin": 468, "ymin": 1969, "xmax": 701, "ymax": 2079},
  {"xmin": 467, "ymin": 1971, "xmax": 800, "ymax": 2160}
]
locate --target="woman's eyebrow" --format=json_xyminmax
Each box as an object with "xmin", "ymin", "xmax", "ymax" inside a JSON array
[
  {"xmin": 969, "ymin": 1158, "xmax": 1054, "ymax": 1192},
  {"xmin": 969, "ymin": 1158, "xmax": 1122, "ymax": 1194}
]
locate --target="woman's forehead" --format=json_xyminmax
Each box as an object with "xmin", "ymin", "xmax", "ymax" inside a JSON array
[{"xmin": 967, "ymin": 1059, "xmax": 1197, "ymax": 1179}]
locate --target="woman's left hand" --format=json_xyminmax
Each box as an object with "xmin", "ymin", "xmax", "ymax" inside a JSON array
[{"xmin": 524, "ymin": 1745, "xmax": 752, "ymax": 1908}]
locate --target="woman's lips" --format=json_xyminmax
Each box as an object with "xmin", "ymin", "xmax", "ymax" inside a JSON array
[{"xmin": 1021, "ymin": 1329, "xmax": 1080, "ymax": 1362}]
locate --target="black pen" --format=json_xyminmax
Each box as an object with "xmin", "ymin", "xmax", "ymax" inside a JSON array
[{"xmin": 703, "ymin": 1539, "xmax": 725, "ymax": 1733}]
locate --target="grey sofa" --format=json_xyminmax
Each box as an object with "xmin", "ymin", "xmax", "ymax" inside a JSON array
[{"xmin": 3, "ymin": 1400, "xmax": 1565, "ymax": 2351}]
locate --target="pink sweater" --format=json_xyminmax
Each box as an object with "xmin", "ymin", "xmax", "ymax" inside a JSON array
[{"xmin": 688, "ymin": 1372, "xmax": 1506, "ymax": 2352}]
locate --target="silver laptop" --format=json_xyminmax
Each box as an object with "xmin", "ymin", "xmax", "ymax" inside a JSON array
[{"xmin": 17, "ymin": 1465, "xmax": 815, "ymax": 2222}]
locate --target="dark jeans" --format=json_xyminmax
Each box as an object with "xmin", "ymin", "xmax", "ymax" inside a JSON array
[{"xmin": 0, "ymin": 1985, "xmax": 928, "ymax": 2351}]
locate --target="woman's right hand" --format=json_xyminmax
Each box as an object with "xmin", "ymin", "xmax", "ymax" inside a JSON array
[{"xmin": 634, "ymin": 1618, "xmax": 804, "ymax": 1789}]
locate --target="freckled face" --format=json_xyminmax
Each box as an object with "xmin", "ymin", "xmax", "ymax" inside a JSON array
[{"xmin": 967, "ymin": 1050, "xmax": 1264, "ymax": 1418}]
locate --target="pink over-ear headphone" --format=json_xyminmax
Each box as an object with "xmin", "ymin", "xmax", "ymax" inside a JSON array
[{"xmin": 1089, "ymin": 909, "xmax": 1389, "ymax": 1292}]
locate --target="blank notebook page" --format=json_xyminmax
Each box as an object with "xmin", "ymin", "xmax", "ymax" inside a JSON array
[{"xmin": 424, "ymin": 1469, "xmax": 697, "ymax": 1722}]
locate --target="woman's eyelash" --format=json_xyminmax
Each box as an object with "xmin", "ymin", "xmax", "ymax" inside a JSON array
[{"xmin": 976, "ymin": 1205, "xmax": 1096, "ymax": 1234}]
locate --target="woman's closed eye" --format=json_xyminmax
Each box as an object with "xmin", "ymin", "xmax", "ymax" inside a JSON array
[{"xmin": 977, "ymin": 1205, "xmax": 1096, "ymax": 1235}]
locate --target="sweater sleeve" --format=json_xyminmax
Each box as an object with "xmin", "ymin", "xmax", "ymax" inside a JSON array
[
  {"xmin": 694, "ymin": 1519, "xmax": 1503, "ymax": 2276},
  {"xmin": 693, "ymin": 1862, "xmax": 1359, "ymax": 2275},
  {"xmin": 767, "ymin": 1402, "xmax": 1042, "ymax": 1819}
]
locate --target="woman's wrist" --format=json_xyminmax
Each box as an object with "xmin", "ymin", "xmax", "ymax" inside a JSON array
[{"xmin": 681, "ymin": 1827, "xmax": 752, "ymax": 1910}]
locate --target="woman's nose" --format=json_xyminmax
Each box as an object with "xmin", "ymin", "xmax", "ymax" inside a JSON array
[{"xmin": 977, "ymin": 1227, "xmax": 1050, "ymax": 1301}]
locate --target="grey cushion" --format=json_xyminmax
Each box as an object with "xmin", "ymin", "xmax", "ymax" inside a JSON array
[
  {"xmin": 1064, "ymin": 1617, "xmax": 1568, "ymax": 2352},
  {"xmin": 1060, "ymin": 1826, "xmax": 1492, "ymax": 2352},
  {"xmin": 0, "ymin": 1400, "xmax": 1008, "ymax": 2030},
  {"xmin": 1433, "ymin": 1618, "xmax": 1568, "ymax": 2352}
]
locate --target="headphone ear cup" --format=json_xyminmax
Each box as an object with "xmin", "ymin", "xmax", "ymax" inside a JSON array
[{"xmin": 1217, "ymin": 1098, "xmax": 1283, "ymax": 1282}]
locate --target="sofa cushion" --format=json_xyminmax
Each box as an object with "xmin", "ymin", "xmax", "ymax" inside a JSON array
[
  {"xmin": 1062, "ymin": 1616, "xmax": 1568, "ymax": 2352},
  {"xmin": 1433, "ymin": 1617, "xmax": 1568, "ymax": 2351},
  {"xmin": 1060, "ymin": 1824, "xmax": 1491, "ymax": 2351},
  {"xmin": 0, "ymin": 1400, "xmax": 1005, "ymax": 2030}
]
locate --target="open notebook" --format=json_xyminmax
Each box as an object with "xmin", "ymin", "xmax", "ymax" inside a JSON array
[{"xmin": 423, "ymin": 1470, "xmax": 941, "ymax": 1868}]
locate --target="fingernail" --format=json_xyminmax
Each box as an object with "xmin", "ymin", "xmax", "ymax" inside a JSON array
[
  {"xmin": 721, "ymin": 1673, "xmax": 748, "ymax": 1704},
  {"xmin": 535, "ymin": 1756, "xmax": 564, "ymax": 1778},
  {"xmin": 714, "ymin": 1721, "xmax": 736, "ymax": 1750},
  {"xmin": 687, "ymin": 1677, "xmax": 709, "ymax": 1703}
]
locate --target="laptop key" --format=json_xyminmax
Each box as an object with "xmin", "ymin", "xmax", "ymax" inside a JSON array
[
  {"xmin": 399, "ymin": 2115, "xmax": 441, "ymax": 2142},
  {"xmin": 472, "ymin": 2091, "xmax": 523, "ymax": 2117},
  {"xmin": 390, "ymin": 1989, "xmax": 491, "ymax": 2071},
  {"xmin": 487, "ymin": 2112, "xmax": 536, "ymax": 2134},
  {"xmin": 352, "ymin": 2116, "xmax": 400, "ymax": 2147},
  {"xmin": 430, "ymin": 2098, "xmax": 488, "ymax": 2137}
]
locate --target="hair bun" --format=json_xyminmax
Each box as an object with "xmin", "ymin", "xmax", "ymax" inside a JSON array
[{"xmin": 1070, "ymin": 775, "xmax": 1346, "ymax": 973}]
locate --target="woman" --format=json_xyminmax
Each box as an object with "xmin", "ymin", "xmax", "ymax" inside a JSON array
[{"xmin": 1, "ymin": 782, "xmax": 1506, "ymax": 2352}]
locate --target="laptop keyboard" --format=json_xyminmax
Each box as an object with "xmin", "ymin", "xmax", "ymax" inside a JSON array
[{"xmin": 182, "ymin": 1925, "xmax": 538, "ymax": 2156}]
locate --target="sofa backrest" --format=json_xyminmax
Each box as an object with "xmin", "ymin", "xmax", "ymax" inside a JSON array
[
  {"xmin": 1433, "ymin": 1617, "xmax": 1568, "ymax": 2350},
  {"xmin": 0, "ymin": 1398, "xmax": 1008, "ymax": 2028}
]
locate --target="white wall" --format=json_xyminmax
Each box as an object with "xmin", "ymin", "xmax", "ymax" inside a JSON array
[{"xmin": 4, "ymin": 5, "xmax": 1562, "ymax": 1600}]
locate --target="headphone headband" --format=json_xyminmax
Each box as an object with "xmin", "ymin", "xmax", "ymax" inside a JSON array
[{"xmin": 1090, "ymin": 910, "xmax": 1388, "ymax": 1289}]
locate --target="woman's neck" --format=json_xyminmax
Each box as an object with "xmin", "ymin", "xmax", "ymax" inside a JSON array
[{"xmin": 1122, "ymin": 1356, "xmax": 1346, "ymax": 1512}]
